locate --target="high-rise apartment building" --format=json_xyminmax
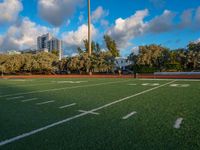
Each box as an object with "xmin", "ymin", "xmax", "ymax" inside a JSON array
[
  {"xmin": 37, "ymin": 33, "xmax": 62, "ymax": 60},
  {"xmin": 37, "ymin": 33, "xmax": 52, "ymax": 51}
]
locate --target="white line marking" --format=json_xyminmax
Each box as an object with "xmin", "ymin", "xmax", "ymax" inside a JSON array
[
  {"xmin": 0, "ymin": 80, "xmax": 175, "ymax": 147},
  {"xmin": 59, "ymin": 103, "xmax": 76, "ymax": 109},
  {"xmin": 142, "ymin": 83, "xmax": 159, "ymax": 86},
  {"xmin": 6, "ymin": 96, "xmax": 24, "ymax": 100},
  {"xmin": 36, "ymin": 101, "xmax": 55, "ymax": 105},
  {"xmin": 21, "ymin": 98, "xmax": 38, "ymax": 103},
  {"xmin": 0, "ymin": 80, "xmax": 131, "ymax": 98},
  {"xmin": 140, "ymin": 79, "xmax": 200, "ymax": 82},
  {"xmin": 78, "ymin": 110, "xmax": 99, "ymax": 115},
  {"xmin": 128, "ymin": 84, "xmax": 137, "ymax": 86},
  {"xmin": 55, "ymin": 81, "xmax": 88, "ymax": 84},
  {"xmin": 174, "ymin": 118, "xmax": 183, "ymax": 129},
  {"xmin": 170, "ymin": 84, "xmax": 190, "ymax": 87},
  {"xmin": 122, "ymin": 111, "xmax": 137, "ymax": 120}
]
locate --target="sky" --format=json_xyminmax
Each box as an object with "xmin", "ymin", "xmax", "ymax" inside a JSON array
[{"xmin": 0, "ymin": 0, "xmax": 200, "ymax": 56}]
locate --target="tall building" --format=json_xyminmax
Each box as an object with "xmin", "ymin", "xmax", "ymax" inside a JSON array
[
  {"xmin": 37, "ymin": 33, "xmax": 52, "ymax": 51},
  {"xmin": 37, "ymin": 33, "xmax": 62, "ymax": 60}
]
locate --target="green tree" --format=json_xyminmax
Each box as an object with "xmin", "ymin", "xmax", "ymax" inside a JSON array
[{"xmin": 104, "ymin": 35, "xmax": 120, "ymax": 57}]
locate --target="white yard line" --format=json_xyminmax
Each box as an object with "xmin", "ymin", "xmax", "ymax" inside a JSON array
[
  {"xmin": 6, "ymin": 96, "xmax": 24, "ymax": 100},
  {"xmin": 59, "ymin": 103, "xmax": 76, "ymax": 109},
  {"xmin": 21, "ymin": 98, "xmax": 38, "ymax": 103},
  {"xmin": 0, "ymin": 80, "xmax": 131, "ymax": 98},
  {"xmin": 0, "ymin": 80, "xmax": 175, "ymax": 147},
  {"xmin": 174, "ymin": 118, "xmax": 183, "ymax": 129},
  {"xmin": 78, "ymin": 110, "xmax": 100, "ymax": 115},
  {"xmin": 122, "ymin": 111, "xmax": 137, "ymax": 120},
  {"xmin": 128, "ymin": 84, "xmax": 137, "ymax": 86},
  {"xmin": 36, "ymin": 101, "xmax": 55, "ymax": 105}
]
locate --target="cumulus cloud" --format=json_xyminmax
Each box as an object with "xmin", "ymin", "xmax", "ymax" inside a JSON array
[
  {"xmin": 194, "ymin": 7, "xmax": 200, "ymax": 28},
  {"xmin": 38, "ymin": 0, "xmax": 83, "ymax": 26},
  {"xmin": 92, "ymin": 6, "xmax": 109, "ymax": 22},
  {"xmin": 0, "ymin": 0, "xmax": 23, "ymax": 25},
  {"xmin": 0, "ymin": 17, "xmax": 59, "ymax": 51},
  {"xmin": 62, "ymin": 24, "xmax": 98, "ymax": 54},
  {"xmin": 179, "ymin": 9, "xmax": 193, "ymax": 29},
  {"xmin": 107, "ymin": 9, "xmax": 149, "ymax": 48},
  {"xmin": 146, "ymin": 10, "xmax": 176, "ymax": 33}
]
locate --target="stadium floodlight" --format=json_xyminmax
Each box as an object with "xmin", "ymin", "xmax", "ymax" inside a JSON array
[{"xmin": 88, "ymin": 0, "xmax": 92, "ymax": 56}]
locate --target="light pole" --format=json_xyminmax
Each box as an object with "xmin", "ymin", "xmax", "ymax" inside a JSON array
[
  {"xmin": 88, "ymin": 0, "xmax": 91, "ymax": 56},
  {"xmin": 1, "ymin": 67, "xmax": 3, "ymax": 77},
  {"xmin": 88, "ymin": 0, "xmax": 92, "ymax": 75}
]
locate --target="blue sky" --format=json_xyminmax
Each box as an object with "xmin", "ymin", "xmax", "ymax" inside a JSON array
[{"xmin": 0, "ymin": 0, "xmax": 200, "ymax": 56}]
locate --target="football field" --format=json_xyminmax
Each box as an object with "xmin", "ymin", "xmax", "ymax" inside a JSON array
[{"xmin": 0, "ymin": 78, "xmax": 200, "ymax": 149}]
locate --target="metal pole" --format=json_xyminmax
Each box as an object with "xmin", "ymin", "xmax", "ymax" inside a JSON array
[
  {"xmin": 88, "ymin": 0, "xmax": 92, "ymax": 75},
  {"xmin": 1, "ymin": 68, "xmax": 3, "ymax": 77},
  {"xmin": 88, "ymin": 0, "xmax": 92, "ymax": 56}
]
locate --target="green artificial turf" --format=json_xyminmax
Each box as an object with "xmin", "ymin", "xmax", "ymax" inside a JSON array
[{"xmin": 0, "ymin": 78, "xmax": 199, "ymax": 150}]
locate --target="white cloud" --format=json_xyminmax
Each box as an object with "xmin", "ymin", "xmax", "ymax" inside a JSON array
[
  {"xmin": 0, "ymin": 0, "xmax": 23, "ymax": 25},
  {"xmin": 0, "ymin": 17, "xmax": 59, "ymax": 51},
  {"xmin": 179, "ymin": 9, "xmax": 193, "ymax": 29},
  {"xmin": 92, "ymin": 6, "xmax": 109, "ymax": 22},
  {"xmin": 195, "ymin": 7, "xmax": 200, "ymax": 28},
  {"xmin": 146, "ymin": 10, "xmax": 176, "ymax": 33},
  {"xmin": 107, "ymin": 9, "xmax": 149, "ymax": 48},
  {"xmin": 38, "ymin": 0, "xmax": 83, "ymax": 26},
  {"xmin": 62, "ymin": 24, "xmax": 98, "ymax": 54},
  {"xmin": 194, "ymin": 38, "xmax": 200, "ymax": 43},
  {"xmin": 106, "ymin": 9, "xmax": 178, "ymax": 50}
]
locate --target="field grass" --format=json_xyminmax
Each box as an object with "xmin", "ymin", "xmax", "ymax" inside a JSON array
[{"xmin": 0, "ymin": 78, "xmax": 200, "ymax": 150}]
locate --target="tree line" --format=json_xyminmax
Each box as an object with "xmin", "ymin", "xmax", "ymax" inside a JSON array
[
  {"xmin": 129, "ymin": 42, "xmax": 200, "ymax": 73},
  {"xmin": 0, "ymin": 35, "xmax": 200, "ymax": 75},
  {"xmin": 0, "ymin": 35, "xmax": 119, "ymax": 75}
]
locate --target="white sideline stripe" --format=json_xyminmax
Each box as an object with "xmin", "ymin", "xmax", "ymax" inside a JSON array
[
  {"xmin": 59, "ymin": 103, "xmax": 76, "ymax": 109},
  {"xmin": 0, "ymin": 80, "xmax": 175, "ymax": 147},
  {"xmin": 174, "ymin": 118, "xmax": 183, "ymax": 129},
  {"xmin": 36, "ymin": 101, "xmax": 55, "ymax": 105},
  {"xmin": 6, "ymin": 96, "xmax": 24, "ymax": 100},
  {"xmin": 21, "ymin": 98, "xmax": 38, "ymax": 103},
  {"xmin": 122, "ymin": 111, "xmax": 137, "ymax": 120},
  {"xmin": 0, "ymin": 80, "xmax": 131, "ymax": 98},
  {"xmin": 78, "ymin": 110, "xmax": 99, "ymax": 115},
  {"xmin": 140, "ymin": 79, "xmax": 200, "ymax": 82}
]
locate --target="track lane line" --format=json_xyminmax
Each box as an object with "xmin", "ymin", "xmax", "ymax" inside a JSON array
[{"xmin": 0, "ymin": 80, "xmax": 176, "ymax": 147}]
